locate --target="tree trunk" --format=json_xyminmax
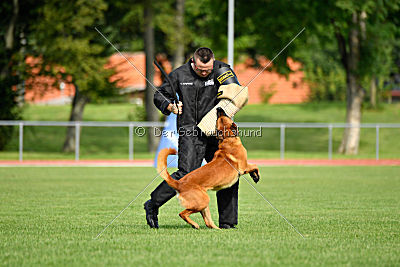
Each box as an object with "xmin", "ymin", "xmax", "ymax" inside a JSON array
[
  {"xmin": 144, "ymin": 0, "xmax": 159, "ymax": 153},
  {"xmin": 63, "ymin": 84, "xmax": 88, "ymax": 152},
  {"xmin": 0, "ymin": 0, "xmax": 20, "ymax": 151},
  {"xmin": 338, "ymin": 73, "xmax": 364, "ymax": 154},
  {"xmin": 338, "ymin": 12, "xmax": 365, "ymax": 155},
  {"xmin": 370, "ymin": 76, "xmax": 377, "ymax": 109},
  {"xmin": 1, "ymin": 0, "xmax": 18, "ymax": 79},
  {"xmin": 173, "ymin": 0, "xmax": 185, "ymax": 69},
  {"xmin": 5, "ymin": 0, "xmax": 18, "ymax": 49}
]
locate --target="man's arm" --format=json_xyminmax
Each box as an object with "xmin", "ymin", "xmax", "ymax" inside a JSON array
[
  {"xmin": 153, "ymin": 72, "xmax": 178, "ymax": 115},
  {"xmin": 214, "ymin": 63, "xmax": 248, "ymax": 109}
]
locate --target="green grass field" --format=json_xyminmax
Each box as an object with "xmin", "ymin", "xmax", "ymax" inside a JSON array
[
  {"xmin": 1, "ymin": 166, "xmax": 399, "ymax": 266},
  {"xmin": 1, "ymin": 102, "xmax": 400, "ymax": 160}
]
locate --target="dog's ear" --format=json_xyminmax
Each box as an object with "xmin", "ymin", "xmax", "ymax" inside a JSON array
[{"xmin": 230, "ymin": 122, "xmax": 238, "ymax": 136}]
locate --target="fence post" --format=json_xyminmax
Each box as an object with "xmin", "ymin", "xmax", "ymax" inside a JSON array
[
  {"xmin": 19, "ymin": 122, "xmax": 23, "ymax": 162},
  {"xmin": 328, "ymin": 124, "xmax": 333, "ymax": 160},
  {"xmin": 75, "ymin": 122, "xmax": 80, "ymax": 161},
  {"xmin": 376, "ymin": 125, "xmax": 379, "ymax": 161},
  {"xmin": 280, "ymin": 124, "xmax": 285, "ymax": 160},
  {"xmin": 129, "ymin": 124, "xmax": 134, "ymax": 160}
]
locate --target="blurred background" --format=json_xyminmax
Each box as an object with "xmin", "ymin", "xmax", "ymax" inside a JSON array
[{"xmin": 1, "ymin": 0, "xmax": 399, "ymax": 161}]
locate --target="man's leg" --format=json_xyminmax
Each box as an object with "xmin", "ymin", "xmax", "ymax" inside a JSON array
[
  {"xmin": 216, "ymin": 181, "xmax": 239, "ymax": 228},
  {"xmin": 144, "ymin": 168, "xmax": 188, "ymax": 228},
  {"xmin": 204, "ymin": 136, "xmax": 239, "ymax": 229},
  {"xmin": 144, "ymin": 132, "xmax": 205, "ymax": 228}
]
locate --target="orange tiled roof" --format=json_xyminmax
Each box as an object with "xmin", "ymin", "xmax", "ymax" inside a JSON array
[{"xmin": 106, "ymin": 52, "xmax": 171, "ymax": 91}]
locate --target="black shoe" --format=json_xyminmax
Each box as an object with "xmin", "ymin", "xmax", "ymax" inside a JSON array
[
  {"xmin": 219, "ymin": 223, "xmax": 236, "ymax": 229},
  {"xmin": 144, "ymin": 200, "xmax": 159, "ymax": 228}
]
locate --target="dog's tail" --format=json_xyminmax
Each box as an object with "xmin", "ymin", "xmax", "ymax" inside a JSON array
[{"xmin": 157, "ymin": 148, "xmax": 180, "ymax": 190}]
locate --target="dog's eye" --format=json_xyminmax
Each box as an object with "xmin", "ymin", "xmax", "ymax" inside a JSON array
[{"xmin": 230, "ymin": 123, "xmax": 238, "ymax": 134}]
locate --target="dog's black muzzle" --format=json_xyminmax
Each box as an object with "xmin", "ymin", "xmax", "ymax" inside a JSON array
[{"xmin": 217, "ymin": 107, "xmax": 227, "ymax": 118}]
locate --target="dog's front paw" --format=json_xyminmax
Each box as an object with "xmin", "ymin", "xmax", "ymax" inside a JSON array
[{"xmin": 249, "ymin": 169, "xmax": 260, "ymax": 183}]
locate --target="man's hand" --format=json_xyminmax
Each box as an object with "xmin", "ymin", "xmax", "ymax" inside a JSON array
[{"xmin": 167, "ymin": 101, "xmax": 183, "ymax": 115}]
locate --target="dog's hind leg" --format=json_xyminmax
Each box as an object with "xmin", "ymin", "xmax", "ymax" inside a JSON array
[
  {"xmin": 179, "ymin": 209, "xmax": 200, "ymax": 229},
  {"xmin": 200, "ymin": 206, "xmax": 219, "ymax": 229},
  {"xmin": 178, "ymin": 189, "xmax": 210, "ymax": 229}
]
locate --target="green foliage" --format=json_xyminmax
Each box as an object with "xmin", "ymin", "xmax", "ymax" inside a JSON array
[
  {"xmin": 259, "ymin": 84, "xmax": 277, "ymax": 104},
  {"xmin": 0, "ymin": 86, "xmax": 21, "ymax": 150},
  {"xmin": 103, "ymin": 0, "xmax": 144, "ymax": 52},
  {"xmin": 295, "ymin": 35, "xmax": 347, "ymax": 101},
  {"xmin": 0, "ymin": 0, "xmax": 35, "ymax": 150},
  {"xmin": 32, "ymin": 0, "xmax": 116, "ymax": 100},
  {"xmin": 184, "ymin": 0, "xmax": 228, "ymax": 58},
  {"xmin": 234, "ymin": 0, "xmax": 400, "ymax": 103},
  {"xmin": 323, "ymin": 0, "xmax": 400, "ymax": 102},
  {"xmin": 307, "ymin": 67, "xmax": 347, "ymax": 101},
  {"xmin": 127, "ymin": 104, "xmax": 146, "ymax": 121},
  {"xmin": 235, "ymin": 0, "xmax": 315, "ymax": 74}
]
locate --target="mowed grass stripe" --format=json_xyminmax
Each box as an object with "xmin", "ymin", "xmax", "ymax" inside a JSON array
[{"xmin": 0, "ymin": 166, "xmax": 399, "ymax": 266}]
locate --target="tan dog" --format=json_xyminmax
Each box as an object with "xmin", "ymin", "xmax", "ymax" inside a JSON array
[{"xmin": 157, "ymin": 108, "xmax": 260, "ymax": 229}]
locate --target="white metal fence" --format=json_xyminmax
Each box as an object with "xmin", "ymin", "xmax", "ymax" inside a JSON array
[{"xmin": 1, "ymin": 121, "xmax": 400, "ymax": 161}]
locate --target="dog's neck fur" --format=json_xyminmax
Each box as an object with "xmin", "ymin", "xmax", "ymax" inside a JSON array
[
  {"xmin": 218, "ymin": 136, "xmax": 242, "ymax": 152},
  {"xmin": 217, "ymin": 136, "xmax": 248, "ymax": 174}
]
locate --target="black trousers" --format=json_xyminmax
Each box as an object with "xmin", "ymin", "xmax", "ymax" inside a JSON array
[{"xmin": 150, "ymin": 130, "xmax": 239, "ymax": 225}]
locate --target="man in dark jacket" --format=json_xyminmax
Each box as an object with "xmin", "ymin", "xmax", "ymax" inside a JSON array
[{"xmin": 144, "ymin": 47, "xmax": 239, "ymax": 229}]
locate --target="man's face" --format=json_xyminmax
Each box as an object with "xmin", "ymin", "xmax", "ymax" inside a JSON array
[{"xmin": 193, "ymin": 57, "xmax": 214, "ymax": 78}]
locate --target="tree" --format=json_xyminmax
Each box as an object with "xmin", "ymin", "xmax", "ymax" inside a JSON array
[
  {"xmin": 173, "ymin": 0, "xmax": 185, "ymax": 68},
  {"xmin": 333, "ymin": 10, "xmax": 366, "ymax": 154},
  {"xmin": 0, "ymin": 0, "xmax": 21, "ymax": 142},
  {"xmin": 143, "ymin": 0, "xmax": 160, "ymax": 153},
  {"xmin": 330, "ymin": 2, "xmax": 399, "ymax": 154},
  {"xmin": 0, "ymin": 88, "xmax": 20, "ymax": 150},
  {"xmin": 234, "ymin": 0, "xmax": 399, "ymax": 155},
  {"xmin": 32, "ymin": 0, "xmax": 116, "ymax": 152},
  {"xmin": 0, "ymin": 0, "xmax": 40, "ymax": 150}
]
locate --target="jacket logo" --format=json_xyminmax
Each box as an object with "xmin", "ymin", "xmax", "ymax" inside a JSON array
[
  {"xmin": 217, "ymin": 70, "xmax": 234, "ymax": 84},
  {"xmin": 205, "ymin": 79, "xmax": 214, "ymax": 86},
  {"xmin": 180, "ymin": 82, "xmax": 193, "ymax": 85}
]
